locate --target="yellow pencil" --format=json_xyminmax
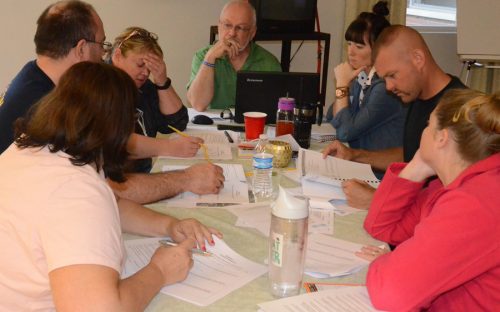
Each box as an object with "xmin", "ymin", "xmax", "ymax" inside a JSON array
[{"xmin": 167, "ymin": 125, "xmax": 211, "ymax": 163}]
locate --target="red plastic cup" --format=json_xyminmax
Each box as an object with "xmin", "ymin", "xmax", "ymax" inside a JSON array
[{"xmin": 243, "ymin": 112, "xmax": 267, "ymax": 141}]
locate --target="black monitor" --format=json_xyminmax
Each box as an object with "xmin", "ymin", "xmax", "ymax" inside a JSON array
[
  {"xmin": 250, "ymin": 0, "xmax": 317, "ymax": 34},
  {"xmin": 234, "ymin": 71, "xmax": 320, "ymax": 124}
]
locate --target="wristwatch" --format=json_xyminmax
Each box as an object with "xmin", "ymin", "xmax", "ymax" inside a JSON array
[
  {"xmin": 335, "ymin": 86, "xmax": 349, "ymax": 99},
  {"xmin": 155, "ymin": 77, "xmax": 171, "ymax": 90}
]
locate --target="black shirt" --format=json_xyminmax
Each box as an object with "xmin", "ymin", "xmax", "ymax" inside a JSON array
[{"xmin": 403, "ymin": 75, "xmax": 466, "ymax": 162}]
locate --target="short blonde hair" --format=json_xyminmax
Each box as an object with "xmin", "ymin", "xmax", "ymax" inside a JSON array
[
  {"xmin": 111, "ymin": 27, "xmax": 162, "ymax": 59},
  {"xmin": 436, "ymin": 89, "xmax": 500, "ymax": 163}
]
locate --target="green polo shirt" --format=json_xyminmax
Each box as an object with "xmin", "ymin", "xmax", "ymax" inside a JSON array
[{"xmin": 187, "ymin": 42, "xmax": 282, "ymax": 109}]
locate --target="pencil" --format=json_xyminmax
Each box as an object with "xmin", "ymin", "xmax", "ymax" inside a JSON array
[
  {"xmin": 159, "ymin": 239, "xmax": 213, "ymax": 256},
  {"xmin": 167, "ymin": 124, "xmax": 212, "ymax": 163}
]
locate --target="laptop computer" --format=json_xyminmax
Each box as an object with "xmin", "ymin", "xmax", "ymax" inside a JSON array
[{"xmin": 234, "ymin": 71, "xmax": 320, "ymax": 124}]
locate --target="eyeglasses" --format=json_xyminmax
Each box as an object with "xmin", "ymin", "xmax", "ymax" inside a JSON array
[
  {"xmin": 135, "ymin": 108, "xmax": 147, "ymax": 136},
  {"xmin": 219, "ymin": 21, "xmax": 251, "ymax": 34},
  {"xmin": 85, "ymin": 39, "xmax": 112, "ymax": 51},
  {"xmin": 117, "ymin": 29, "xmax": 159, "ymax": 50}
]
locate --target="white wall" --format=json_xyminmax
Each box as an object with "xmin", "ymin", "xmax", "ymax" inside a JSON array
[{"xmin": 0, "ymin": 0, "xmax": 345, "ymax": 107}]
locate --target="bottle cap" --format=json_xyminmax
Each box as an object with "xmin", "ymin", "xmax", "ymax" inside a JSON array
[
  {"xmin": 278, "ymin": 97, "xmax": 295, "ymax": 111},
  {"xmin": 272, "ymin": 186, "xmax": 309, "ymax": 219}
]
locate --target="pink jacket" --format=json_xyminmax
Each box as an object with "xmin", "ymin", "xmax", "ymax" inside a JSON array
[{"xmin": 364, "ymin": 153, "xmax": 500, "ymax": 311}]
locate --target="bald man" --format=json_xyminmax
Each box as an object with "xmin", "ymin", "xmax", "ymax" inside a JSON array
[
  {"xmin": 187, "ymin": 0, "xmax": 281, "ymax": 111},
  {"xmin": 322, "ymin": 25, "xmax": 466, "ymax": 209}
]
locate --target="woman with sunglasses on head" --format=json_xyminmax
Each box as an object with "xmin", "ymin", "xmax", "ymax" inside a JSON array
[
  {"xmin": 357, "ymin": 89, "xmax": 500, "ymax": 311},
  {"xmin": 0, "ymin": 62, "xmax": 222, "ymax": 310},
  {"xmin": 326, "ymin": 1, "xmax": 406, "ymax": 180},
  {"xmin": 109, "ymin": 27, "xmax": 203, "ymax": 173}
]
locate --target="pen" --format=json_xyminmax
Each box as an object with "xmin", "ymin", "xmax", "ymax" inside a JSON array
[
  {"xmin": 167, "ymin": 124, "xmax": 212, "ymax": 163},
  {"xmin": 159, "ymin": 239, "xmax": 213, "ymax": 256},
  {"xmin": 224, "ymin": 130, "xmax": 234, "ymax": 143}
]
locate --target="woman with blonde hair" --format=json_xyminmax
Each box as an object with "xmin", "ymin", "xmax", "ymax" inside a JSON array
[
  {"xmin": 110, "ymin": 27, "xmax": 204, "ymax": 173},
  {"xmin": 358, "ymin": 89, "xmax": 500, "ymax": 311}
]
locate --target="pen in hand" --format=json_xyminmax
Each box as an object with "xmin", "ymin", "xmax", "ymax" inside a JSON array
[
  {"xmin": 159, "ymin": 239, "xmax": 213, "ymax": 256},
  {"xmin": 167, "ymin": 124, "xmax": 212, "ymax": 162},
  {"xmin": 224, "ymin": 130, "xmax": 234, "ymax": 143}
]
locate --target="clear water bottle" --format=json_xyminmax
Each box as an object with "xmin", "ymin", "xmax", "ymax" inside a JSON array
[
  {"xmin": 252, "ymin": 134, "xmax": 273, "ymax": 201},
  {"xmin": 269, "ymin": 186, "xmax": 309, "ymax": 298}
]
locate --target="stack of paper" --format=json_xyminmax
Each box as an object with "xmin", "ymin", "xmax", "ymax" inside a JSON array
[
  {"xmin": 305, "ymin": 233, "xmax": 369, "ymax": 278},
  {"xmin": 258, "ymin": 286, "xmax": 381, "ymax": 311},
  {"xmin": 161, "ymin": 163, "xmax": 249, "ymax": 206},
  {"xmin": 123, "ymin": 236, "xmax": 267, "ymax": 306}
]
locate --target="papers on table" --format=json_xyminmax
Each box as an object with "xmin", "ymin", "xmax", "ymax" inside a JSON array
[
  {"xmin": 311, "ymin": 123, "xmax": 337, "ymax": 143},
  {"xmin": 297, "ymin": 149, "xmax": 380, "ymax": 188},
  {"xmin": 161, "ymin": 163, "xmax": 249, "ymax": 206},
  {"xmin": 295, "ymin": 149, "xmax": 379, "ymax": 212},
  {"xmin": 305, "ymin": 233, "xmax": 369, "ymax": 278},
  {"xmin": 258, "ymin": 286, "xmax": 381, "ymax": 312},
  {"xmin": 227, "ymin": 202, "xmax": 272, "ymax": 236},
  {"xmin": 161, "ymin": 130, "xmax": 233, "ymax": 160},
  {"xmin": 123, "ymin": 236, "xmax": 267, "ymax": 306}
]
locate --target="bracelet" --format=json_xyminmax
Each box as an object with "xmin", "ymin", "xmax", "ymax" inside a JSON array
[{"xmin": 202, "ymin": 60, "xmax": 216, "ymax": 68}]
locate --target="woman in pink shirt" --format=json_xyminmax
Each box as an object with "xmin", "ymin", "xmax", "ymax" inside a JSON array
[{"xmin": 358, "ymin": 89, "xmax": 500, "ymax": 311}]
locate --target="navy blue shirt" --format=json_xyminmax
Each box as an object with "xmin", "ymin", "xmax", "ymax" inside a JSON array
[
  {"xmin": 0, "ymin": 61, "xmax": 54, "ymax": 154},
  {"xmin": 131, "ymin": 80, "xmax": 189, "ymax": 173}
]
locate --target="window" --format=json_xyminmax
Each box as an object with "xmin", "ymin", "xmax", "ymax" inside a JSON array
[{"xmin": 406, "ymin": 0, "xmax": 456, "ymax": 27}]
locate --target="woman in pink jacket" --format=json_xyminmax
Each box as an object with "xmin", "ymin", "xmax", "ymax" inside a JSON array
[{"xmin": 358, "ymin": 89, "xmax": 500, "ymax": 311}]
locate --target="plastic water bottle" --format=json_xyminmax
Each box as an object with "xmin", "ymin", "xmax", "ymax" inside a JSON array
[
  {"xmin": 269, "ymin": 186, "xmax": 309, "ymax": 298},
  {"xmin": 252, "ymin": 134, "xmax": 273, "ymax": 201}
]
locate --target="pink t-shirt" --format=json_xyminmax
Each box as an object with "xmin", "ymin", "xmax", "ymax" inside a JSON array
[{"xmin": 0, "ymin": 145, "xmax": 124, "ymax": 311}]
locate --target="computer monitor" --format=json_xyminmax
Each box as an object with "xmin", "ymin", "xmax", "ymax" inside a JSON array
[{"xmin": 234, "ymin": 71, "xmax": 320, "ymax": 124}]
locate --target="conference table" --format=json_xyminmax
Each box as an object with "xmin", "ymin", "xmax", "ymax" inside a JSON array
[{"xmin": 124, "ymin": 119, "xmax": 383, "ymax": 312}]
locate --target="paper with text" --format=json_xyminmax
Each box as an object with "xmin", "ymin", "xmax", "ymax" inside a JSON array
[
  {"xmin": 161, "ymin": 130, "xmax": 233, "ymax": 160},
  {"xmin": 297, "ymin": 149, "xmax": 379, "ymax": 187},
  {"xmin": 123, "ymin": 236, "xmax": 267, "ymax": 306},
  {"xmin": 258, "ymin": 286, "xmax": 380, "ymax": 312},
  {"xmin": 305, "ymin": 233, "xmax": 368, "ymax": 278},
  {"xmin": 161, "ymin": 163, "xmax": 249, "ymax": 206}
]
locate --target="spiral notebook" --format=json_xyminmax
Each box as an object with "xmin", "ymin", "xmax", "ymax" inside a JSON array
[{"xmin": 297, "ymin": 149, "xmax": 380, "ymax": 188}]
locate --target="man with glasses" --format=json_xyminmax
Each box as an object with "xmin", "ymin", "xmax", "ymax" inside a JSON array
[
  {"xmin": 0, "ymin": 0, "xmax": 109, "ymax": 154},
  {"xmin": 0, "ymin": 0, "xmax": 225, "ymax": 204},
  {"xmin": 187, "ymin": 0, "xmax": 281, "ymax": 111}
]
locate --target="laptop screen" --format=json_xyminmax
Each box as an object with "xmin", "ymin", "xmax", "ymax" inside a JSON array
[{"xmin": 234, "ymin": 71, "xmax": 320, "ymax": 124}]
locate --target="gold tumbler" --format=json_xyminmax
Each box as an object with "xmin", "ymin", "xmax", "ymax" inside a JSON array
[{"xmin": 265, "ymin": 140, "xmax": 293, "ymax": 168}]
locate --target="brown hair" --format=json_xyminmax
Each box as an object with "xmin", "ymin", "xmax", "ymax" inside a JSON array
[
  {"xmin": 436, "ymin": 89, "xmax": 500, "ymax": 163},
  {"xmin": 14, "ymin": 62, "xmax": 138, "ymax": 182},
  {"xmin": 35, "ymin": 0, "xmax": 97, "ymax": 59},
  {"xmin": 109, "ymin": 27, "xmax": 163, "ymax": 60},
  {"xmin": 345, "ymin": 1, "xmax": 390, "ymax": 47}
]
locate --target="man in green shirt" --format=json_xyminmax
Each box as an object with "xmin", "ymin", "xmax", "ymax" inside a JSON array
[{"xmin": 187, "ymin": 0, "xmax": 281, "ymax": 111}]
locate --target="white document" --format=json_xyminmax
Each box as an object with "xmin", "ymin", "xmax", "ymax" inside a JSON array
[
  {"xmin": 160, "ymin": 130, "xmax": 234, "ymax": 160},
  {"xmin": 258, "ymin": 286, "xmax": 381, "ymax": 312},
  {"xmin": 161, "ymin": 163, "xmax": 249, "ymax": 206},
  {"xmin": 297, "ymin": 149, "xmax": 379, "ymax": 204},
  {"xmin": 297, "ymin": 149, "xmax": 380, "ymax": 187},
  {"xmin": 308, "ymin": 208, "xmax": 334, "ymax": 235},
  {"xmin": 305, "ymin": 233, "xmax": 368, "ymax": 278},
  {"xmin": 123, "ymin": 236, "xmax": 267, "ymax": 306},
  {"xmin": 228, "ymin": 203, "xmax": 272, "ymax": 236}
]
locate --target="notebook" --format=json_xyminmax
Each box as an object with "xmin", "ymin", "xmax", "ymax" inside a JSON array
[{"xmin": 234, "ymin": 71, "xmax": 320, "ymax": 124}]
